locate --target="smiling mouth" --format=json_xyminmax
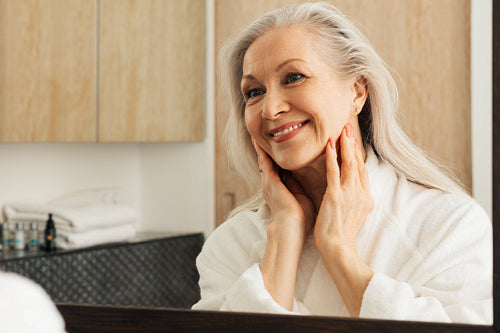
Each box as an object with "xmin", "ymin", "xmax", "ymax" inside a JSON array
[{"xmin": 271, "ymin": 121, "xmax": 308, "ymax": 137}]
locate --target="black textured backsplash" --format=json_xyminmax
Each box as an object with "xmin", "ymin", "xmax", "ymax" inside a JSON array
[{"xmin": 0, "ymin": 233, "xmax": 204, "ymax": 309}]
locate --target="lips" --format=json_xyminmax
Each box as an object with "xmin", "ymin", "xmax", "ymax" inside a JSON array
[{"xmin": 268, "ymin": 120, "xmax": 309, "ymax": 143}]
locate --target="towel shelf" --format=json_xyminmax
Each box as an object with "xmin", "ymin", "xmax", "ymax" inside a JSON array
[{"xmin": 0, "ymin": 232, "xmax": 204, "ymax": 309}]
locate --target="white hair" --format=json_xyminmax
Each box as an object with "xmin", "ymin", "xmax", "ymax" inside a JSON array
[{"xmin": 220, "ymin": 2, "xmax": 465, "ymax": 218}]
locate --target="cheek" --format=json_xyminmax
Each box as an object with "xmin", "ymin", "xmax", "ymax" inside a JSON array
[
  {"xmin": 244, "ymin": 110, "xmax": 260, "ymax": 137},
  {"xmin": 317, "ymin": 90, "xmax": 352, "ymax": 126}
]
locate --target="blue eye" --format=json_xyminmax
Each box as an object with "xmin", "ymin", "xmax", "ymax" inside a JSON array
[
  {"xmin": 288, "ymin": 73, "xmax": 304, "ymax": 83},
  {"xmin": 246, "ymin": 89, "xmax": 264, "ymax": 100}
]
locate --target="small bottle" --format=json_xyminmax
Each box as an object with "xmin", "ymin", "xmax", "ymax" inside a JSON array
[
  {"xmin": 0, "ymin": 222, "xmax": 4, "ymax": 251},
  {"xmin": 44, "ymin": 213, "xmax": 56, "ymax": 251},
  {"xmin": 2, "ymin": 222, "xmax": 10, "ymax": 251},
  {"xmin": 14, "ymin": 222, "xmax": 25, "ymax": 251},
  {"xmin": 29, "ymin": 222, "xmax": 40, "ymax": 251}
]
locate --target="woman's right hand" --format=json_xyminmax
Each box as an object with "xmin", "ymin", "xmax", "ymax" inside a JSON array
[
  {"xmin": 252, "ymin": 137, "xmax": 315, "ymax": 246},
  {"xmin": 252, "ymin": 137, "xmax": 315, "ymax": 310}
]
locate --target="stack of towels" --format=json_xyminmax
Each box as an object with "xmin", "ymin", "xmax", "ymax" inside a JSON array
[{"xmin": 3, "ymin": 188, "xmax": 137, "ymax": 249}]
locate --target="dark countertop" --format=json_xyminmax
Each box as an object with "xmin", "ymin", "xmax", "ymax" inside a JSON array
[{"xmin": 0, "ymin": 231, "xmax": 203, "ymax": 262}]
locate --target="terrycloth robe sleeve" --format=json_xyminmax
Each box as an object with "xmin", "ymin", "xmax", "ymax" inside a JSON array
[
  {"xmin": 359, "ymin": 197, "xmax": 492, "ymax": 324},
  {"xmin": 192, "ymin": 210, "xmax": 310, "ymax": 314}
]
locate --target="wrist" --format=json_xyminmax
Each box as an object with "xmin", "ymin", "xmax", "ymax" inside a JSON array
[
  {"xmin": 268, "ymin": 215, "xmax": 308, "ymax": 246},
  {"xmin": 261, "ymin": 217, "xmax": 304, "ymax": 311},
  {"xmin": 318, "ymin": 243, "xmax": 373, "ymax": 317},
  {"xmin": 315, "ymin": 234, "xmax": 357, "ymax": 259}
]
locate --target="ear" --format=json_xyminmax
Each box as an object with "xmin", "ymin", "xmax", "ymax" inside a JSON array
[{"xmin": 351, "ymin": 78, "xmax": 368, "ymax": 115}]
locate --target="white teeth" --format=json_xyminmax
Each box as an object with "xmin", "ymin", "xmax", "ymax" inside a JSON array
[{"xmin": 272, "ymin": 122, "xmax": 306, "ymax": 137}]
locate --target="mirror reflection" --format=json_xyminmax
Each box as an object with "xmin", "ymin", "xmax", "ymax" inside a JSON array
[
  {"xmin": 0, "ymin": 0, "xmax": 492, "ymax": 330},
  {"xmin": 205, "ymin": 0, "xmax": 492, "ymax": 325}
]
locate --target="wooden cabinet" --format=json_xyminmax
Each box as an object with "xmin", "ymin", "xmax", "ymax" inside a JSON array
[
  {"xmin": 0, "ymin": 0, "xmax": 205, "ymax": 143},
  {"xmin": 99, "ymin": 0, "xmax": 205, "ymax": 142},
  {"xmin": 0, "ymin": 0, "xmax": 96, "ymax": 142}
]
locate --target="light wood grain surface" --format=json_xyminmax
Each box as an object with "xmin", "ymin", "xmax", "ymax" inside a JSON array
[
  {"xmin": 0, "ymin": 0, "xmax": 96, "ymax": 142},
  {"xmin": 215, "ymin": 0, "xmax": 471, "ymax": 226},
  {"xmin": 99, "ymin": 0, "xmax": 206, "ymax": 142}
]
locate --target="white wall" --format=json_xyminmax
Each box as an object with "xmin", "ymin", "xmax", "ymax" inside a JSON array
[
  {"xmin": 0, "ymin": 143, "xmax": 142, "ymax": 224},
  {"xmin": 471, "ymin": 0, "xmax": 493, "ymax": 219},
  {"xmin": 139, "ymin": 142, "xmax": 213, "ymax": 235},
  {"xmin": 0, "ymin": 143, "xmax": 213, "ymax": 237}
]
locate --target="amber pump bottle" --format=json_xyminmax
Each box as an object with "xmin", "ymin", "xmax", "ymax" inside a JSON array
[{"xmin": 44, "ymin": 213, "xmax": 56, "ymax": 251}]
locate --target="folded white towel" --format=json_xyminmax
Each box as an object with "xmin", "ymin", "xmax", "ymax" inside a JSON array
[
  {"xmin": 57, "ymin": 224, "xmax": 137, "ymax": 250},
  {"xmin": 4, "ymin": 189, "xmax": 137, "ymax": 232}
]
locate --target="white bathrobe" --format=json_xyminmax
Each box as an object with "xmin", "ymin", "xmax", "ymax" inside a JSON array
[{"xmin": 193, "ymin": 151, "xmax": 492, "ymax": 324}]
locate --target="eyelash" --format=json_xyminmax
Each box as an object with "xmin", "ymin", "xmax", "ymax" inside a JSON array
[
  {"xmin": 243, "ymin": 72, "xmax": 306, "ymax": 101},
  {"xmin": 245, "ymin": 88, "xmax": 264, "ymax": 100},
  {"xmin": 286, "ymin": 72, "xmax": 305, "ymax": 83}
]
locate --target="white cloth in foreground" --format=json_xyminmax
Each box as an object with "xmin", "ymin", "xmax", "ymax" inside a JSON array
[
  {"xmin": 0, "ymin": 271, "xmax": 66, "ymax": 332},
  {"xmin": 4, "ymin": 188, "xmax": 137, "ymax": 249},
  {"xmin": 193, "ymin": 150, "xmax": 493, "ymax": 324}
]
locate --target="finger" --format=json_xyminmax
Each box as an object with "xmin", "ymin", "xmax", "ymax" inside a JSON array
[
  {"xmin": 325, "ymin": 137, "xmax": 341, "ymax": 190},
  {"xmin": 252, "ymin": 138, "xmax": 274, "ymax": 175},
  {"xmin": 252, "ymin": 139, "xmax": 285, "ymax": 199},
  {"xmin": 355, "ymin": 142, "xmax": 370, "ymax": 190},
  {"xmin": 340, "ymin": 124, "xmax": 357, "ymax": 185}
]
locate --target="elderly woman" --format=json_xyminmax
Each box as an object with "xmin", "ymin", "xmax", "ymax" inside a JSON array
[{"xmin": 193, "ymin": 3, "xmax": 492, "ymax": 324}]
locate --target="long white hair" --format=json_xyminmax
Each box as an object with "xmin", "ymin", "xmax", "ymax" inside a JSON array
[{"xmin": 220, "ymin": 2, "xmax": 465, "ymax": 218}]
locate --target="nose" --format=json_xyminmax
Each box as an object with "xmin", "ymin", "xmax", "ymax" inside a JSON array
[{"xmin": 261, "ymin": 88, "xmax": 290, "ymax": 120}]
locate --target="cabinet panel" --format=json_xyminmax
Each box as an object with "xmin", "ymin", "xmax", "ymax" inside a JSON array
[
  {"xmin": 0, "ymin": 0, "xmax": 96, "ymax": 142},
  {"xmin": 99, "ymin": 0, "xmax": 205, "ymax": 142}
]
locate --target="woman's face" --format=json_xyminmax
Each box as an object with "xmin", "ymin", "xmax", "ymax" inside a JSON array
[{"xmin": 241, "ymin": 26, "xmax": 363, "ymax": 171}]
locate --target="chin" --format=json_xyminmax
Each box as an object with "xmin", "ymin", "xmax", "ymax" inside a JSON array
[
  {"xmin": 272, "ymin": 147, "xmax": 327, "ymax": 172},
  {"xmin": 274, "ymin": 155, "xmax": 317, "ymax": 171}
]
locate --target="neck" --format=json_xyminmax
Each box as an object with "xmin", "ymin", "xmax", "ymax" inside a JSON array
[
  {"xmin": 291, "ymin": 142, "xmax": 367, "ymax": 212},
  {"xmin": 291, "ymin": 155, "xmax": 328, "ymax": 213}
]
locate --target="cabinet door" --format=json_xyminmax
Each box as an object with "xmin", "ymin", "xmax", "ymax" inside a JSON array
[
  {"xmin": 99, "ymin": 0, "xmax": 205, "ymax": 142},
  {"xmin": 0, "ymin": 0, "xmax": 96, "ymax": 142}
]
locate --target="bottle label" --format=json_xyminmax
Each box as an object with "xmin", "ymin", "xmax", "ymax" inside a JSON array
[
  {"xmin": 14, "ymin": 236, "xmax": 24, "ymax": 250},
  {"xmin": 45, "ymin": 229, "xmax": 56, "ymax": 251}
]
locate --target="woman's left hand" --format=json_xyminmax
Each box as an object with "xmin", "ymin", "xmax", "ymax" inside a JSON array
[
  {"xmin": 314, "ymin": 123, "xmax": 375, "ymax": 317},
  {"xmin": 314, "ymin": 123, "xmax": 374, "ymax": 254}
]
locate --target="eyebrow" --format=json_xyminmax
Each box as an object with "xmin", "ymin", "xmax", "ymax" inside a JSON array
[{"xmin": 241, "ymin": 58, "xmax": 307, "ymax": 82}]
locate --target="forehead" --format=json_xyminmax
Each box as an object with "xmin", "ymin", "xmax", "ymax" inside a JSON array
[{"xmin": 242, "ymin": 26, "xmax": 324, "ymax": 74}]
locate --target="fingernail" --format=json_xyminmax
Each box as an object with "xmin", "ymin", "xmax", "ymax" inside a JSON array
[
  {"xmin": 354, "ymin": 139, "xmax": 359, "ymax": 149},
  {"xmin": 329, "ymin": 138, "xmax": 334, "ymax": 149},
  {"xmin": 346, "ymin": 123, "xmax": 354, "ymax": 138}
]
